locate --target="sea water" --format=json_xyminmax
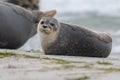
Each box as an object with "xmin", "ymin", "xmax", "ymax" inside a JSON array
[{"xmin": 21, "ymin": 0, "xmax": 120, "ymax": 58}]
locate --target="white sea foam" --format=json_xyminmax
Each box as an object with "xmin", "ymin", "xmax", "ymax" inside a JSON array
[
  {"xmin": 112, "ymin": 46, "xmax": 120, "ymax": 54},
  {"xmin": 20, "ymin": 34, "xmax": 42, "ymax": 51}
]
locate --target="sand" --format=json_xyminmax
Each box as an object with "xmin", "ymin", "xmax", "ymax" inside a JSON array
[{"xmin": 0, "ymin": 49, "xmax": 120, "ymax": 80}]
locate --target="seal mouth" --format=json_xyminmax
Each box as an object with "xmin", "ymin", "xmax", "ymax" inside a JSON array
[{"xmin": 39, "ymin": 26, "xmax": 53, "ymax": 34}]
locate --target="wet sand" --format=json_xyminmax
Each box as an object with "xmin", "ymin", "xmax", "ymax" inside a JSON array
[{"xmin": 0, "ymin": 49, "xmax": 120, "ymax": 80}]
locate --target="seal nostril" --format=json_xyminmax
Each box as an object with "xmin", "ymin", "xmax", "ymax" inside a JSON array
[{"xmin": 43, "ymin": 25, "xmax": 47, "ymax": 28}]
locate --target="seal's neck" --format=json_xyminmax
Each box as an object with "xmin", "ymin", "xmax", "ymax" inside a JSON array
[{"xmin": 39, "ymin": 29, "xmax": 60, "ymax": 51}]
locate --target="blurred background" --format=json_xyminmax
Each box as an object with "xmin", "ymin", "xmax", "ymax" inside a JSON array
[{"xmin": 21, "ymin": 0, "xmax": 120, "ymax": 58}]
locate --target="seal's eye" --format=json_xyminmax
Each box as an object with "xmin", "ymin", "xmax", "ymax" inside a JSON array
[
  {"xmin": 41, "ymin": 21, "xmax": 44, "ymax": 24},
  {"xmin": 50, "ymin": 23, "xmax": 55, "ymax": 26}
]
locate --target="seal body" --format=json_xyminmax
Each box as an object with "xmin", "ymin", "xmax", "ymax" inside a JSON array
[
  {"xmin": 0, "ymin": 2, "xmax": 56, "ymax": 49},
  {"xmin": 38, "ymin": 17, "xmax": 112, "ymax": 58}
]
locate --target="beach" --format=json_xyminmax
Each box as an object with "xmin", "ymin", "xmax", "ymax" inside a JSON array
[
  {"xmin": 0, "ymin": 49, "xmax": 120, "ymax": 80},
  {"xmin": 0, "ymin": 0, "xmax": 120, "ymax": 80}
]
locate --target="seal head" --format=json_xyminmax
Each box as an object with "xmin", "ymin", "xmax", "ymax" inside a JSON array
[
  {"xmin": 38, "ymin": 17, "xmax": 60, "ymax": 52},
  {"xmin": 38, "ymin": 17, "xmax": 60, "ymax": 34}
]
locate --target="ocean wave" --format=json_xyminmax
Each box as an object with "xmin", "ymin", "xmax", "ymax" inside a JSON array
[
  {"xmin": 111, "ymin": 30, "xmax": 120, "ymax": 54},
  {"xmin": 113, "ymin": 30, "xmax": 120, "ymax": 36},
  {"xmin": 41, "ymin": 0, "xmax": 120, "ymax": 16}
]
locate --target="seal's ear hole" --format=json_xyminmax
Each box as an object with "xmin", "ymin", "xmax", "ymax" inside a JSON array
[{"xmin": 43, "ymin": 10, "xmax": 57, "ymax": 17}]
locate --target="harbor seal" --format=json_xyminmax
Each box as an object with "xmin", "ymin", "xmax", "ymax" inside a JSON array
[
  {"xmin": 38, "ymin": 17, "xmax": 112, "ymax": 58},
  {"xmin": 0, "ymin": 2, "xmax": 56, "ymax": 49}
]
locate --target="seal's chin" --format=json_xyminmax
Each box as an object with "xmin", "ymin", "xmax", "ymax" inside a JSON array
[{"xmin": 40, "ymin": 27, "xmax": 53, "ymax": 34}]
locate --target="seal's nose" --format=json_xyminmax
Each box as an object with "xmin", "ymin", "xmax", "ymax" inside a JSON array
[{"xmin": 43, "ymin": 25, "xmax": 47, "ymax": 28}]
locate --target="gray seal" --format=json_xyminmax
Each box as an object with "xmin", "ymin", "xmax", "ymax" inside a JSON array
[
  {"xmin": 0, "ymin": 2, "xmax": 56, "ymax": 49},
  {"xmin": 38, "ymin": 17, "xmax": 112, "ymax": 58}
]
